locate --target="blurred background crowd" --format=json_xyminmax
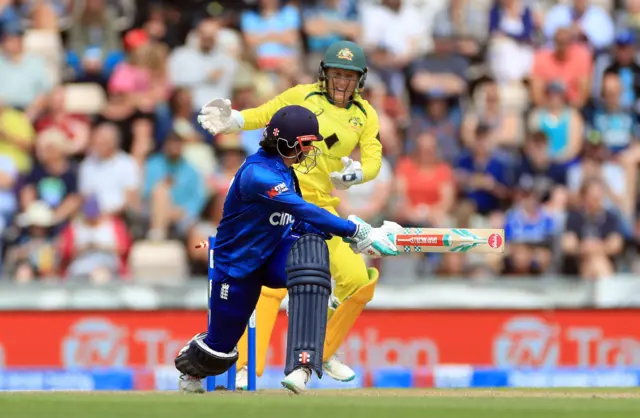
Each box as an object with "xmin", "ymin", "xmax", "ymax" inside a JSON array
[{"xmin": 1, "ymin": 0, "xmax": 639, "ymax": 284}]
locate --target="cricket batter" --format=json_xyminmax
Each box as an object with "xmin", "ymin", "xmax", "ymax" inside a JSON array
[
  {"xmin": 175, "ymin": 105, "xmax": 397, "ymax": 394},
  {"xmin": 197, "ymin": 40, "xmax": 382, "ymax": 386}
]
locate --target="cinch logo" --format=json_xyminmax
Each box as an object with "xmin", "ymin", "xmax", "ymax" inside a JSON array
[{"xmin": 269, "ymin": 212, "xmax": 295, "ymax": 226}]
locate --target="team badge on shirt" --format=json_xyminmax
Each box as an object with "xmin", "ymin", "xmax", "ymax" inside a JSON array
[{"xmin": 348, "ymin": 116, "xmax": 363, "ymax": 131}]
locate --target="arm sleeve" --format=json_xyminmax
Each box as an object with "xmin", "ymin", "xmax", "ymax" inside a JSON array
[
  {"xmin": 359, "ymin": 106, "xmax": 382, "ymax": 182},
  {"xmin": 240, "ymin": 85, "xmax": 306, "ymax": 130},
  {"xmin": 240, "ymin": 164, "xmax": 357, "ymax": 237}
]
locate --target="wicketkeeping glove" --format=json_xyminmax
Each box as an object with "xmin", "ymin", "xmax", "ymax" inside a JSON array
[
  {"xmin": 197, "ymin": 98, "xmax": 245, "ymax": 135},
  {"xmin": 330, "ymin": 157, "xmax": 364, "ymax": 190}
]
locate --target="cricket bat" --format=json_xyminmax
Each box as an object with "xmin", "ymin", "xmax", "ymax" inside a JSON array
[{"xmin": 393, "ymin": 228, "xmax": 505, "ymax": 254}]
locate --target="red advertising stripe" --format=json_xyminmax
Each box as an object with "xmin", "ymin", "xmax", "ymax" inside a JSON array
[
  {"xmin": 395, "ymin": 234, "xmax": 447, "ymax": 247},
  {"xmin": 1, "ymin": 310, "xmax": 640, "ymax": 369}
]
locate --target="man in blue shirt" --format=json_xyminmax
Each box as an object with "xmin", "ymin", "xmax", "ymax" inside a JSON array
[
  {"xmin": 503, "ymin": 176, "xmax": 556, "ymax": 275},
  {"xmin": 174, "ymin": 105, "xmax": 398, "ymax": 395},
  {"xmin": 455, "ymin": 124, "xmax": 509, "ymax": 216},
  {"xmin": 143, "ymin": 132, "xmax": 207, "ymax": 240}
]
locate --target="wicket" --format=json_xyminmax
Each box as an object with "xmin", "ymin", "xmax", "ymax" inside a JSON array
[{"xmin": 206, "ymin": 235, "xmax": 257, "ymax": 391}]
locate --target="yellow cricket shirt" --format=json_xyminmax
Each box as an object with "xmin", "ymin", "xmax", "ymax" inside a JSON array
[{"xmin": 240, "ymin": 83, "xmax": 382, "ymax": 208}]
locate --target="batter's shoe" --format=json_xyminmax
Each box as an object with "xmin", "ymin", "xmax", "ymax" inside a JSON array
[
  {"xmin": 281, "ymin": 367, "xmax": 311, "ymax": 394},
  {"xmin": 235, "ymin": 366, "xmax": 248, "ymax": 390},
  {"xmin": 178, "ymin": 374, "xmax": 205, "ymax": 394}
]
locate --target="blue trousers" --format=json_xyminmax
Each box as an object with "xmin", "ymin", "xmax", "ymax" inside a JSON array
[{"xmin": 204, "ymin": 234, "xmax": 299, "ymax": 353}]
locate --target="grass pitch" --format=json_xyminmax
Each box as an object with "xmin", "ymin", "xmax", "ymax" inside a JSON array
[{"xmin": 1, "ymin": 389, "xmax": 640, "ymax": 418}]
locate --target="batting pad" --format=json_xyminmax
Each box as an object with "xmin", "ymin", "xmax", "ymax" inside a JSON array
[
  {"xmin": 236, "ymin": 286, "xmax": 287, "ymax": 376},
  {"xmin": 285, "ymin": 234, "xmax": 332, "ymax": 378},
  {"xmin": 323, "ymin": 267, "xmax": 378, "ymax": 361}
]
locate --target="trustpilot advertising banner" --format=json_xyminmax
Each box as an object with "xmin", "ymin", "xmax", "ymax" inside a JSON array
[
  {"xmin": 1, "ymin": 310, "xmax": 640, "ymax": 390},
  {"xmin": 2, "ymin": 310, "xmax": 640, "ymax": 369}
]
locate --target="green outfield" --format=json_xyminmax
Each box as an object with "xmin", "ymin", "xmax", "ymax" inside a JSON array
[{"xmin": 2, "ymin": 389, "xmax": 640, "ymax": 418}]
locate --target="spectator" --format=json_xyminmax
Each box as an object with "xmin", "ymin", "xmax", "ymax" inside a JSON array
[
  {"xmin": 0, "ymin": 2, "xmax": 22, "ymax": 27},
  {"xmin": 394, "ymin": 132, "xmax": 455, "ymax": 228},
  {"xmin": 0, "ymin": 23, "xmax": 52, "ymax": 120},
  {"xmin": 616, "ymin": 0, "xmax": 640, "ymax": 44},
  {"xmin": 406, "ymin": 90, "xmax": 462, "ymax": 165},
  {"xmin": 302, "ymin": 0, "xmax": 360, "ymax": 70},
  {"xmin": 187, "ymin": 194, "xmax": 225, "ymax": 276},
  {"xmin": 543, "ymin": 0, "xmax": 615, "ymax": 52},
  {"xmin": 407, "ymin": 31, "xmax": 468, "ymax": 110},
  {"xmin": 489, "ymin": 0, "xmax": 535, "ymax": 42},
  {"xmin": 95, "ymin": 61, "xmax": 156, "ymax": 166},
  {"xmin": 143, "ymin": 132, "xmax": 207, "ymax": 241},
  {"xmin": 598, "ymin": 30, "xmax": 640, "ymax": 110},
  {"xmin": 361, "ymin": 0, "xmax": 426, "ymax": 98},
  {"xmin": 530, "ymin": 27, "xmax": 592, "ymax": 109},
  {"xmin": 515, "ymin": 131, "xmax": 568, "ymax": 207},
  {"xmin": 208, "ymin": 134, "xmax": 247, "ymax": 197},
  {"xmin": 528, "ymin": 81, "xmax": 584, "ymax": 165},
  {"xmin": 168, "ymin": 18, "xmax": 238, "ymax": 112},
  {"xmin": 19, "ymin": 129, "xmax": 81, "ymax": 225},
  {"xmin": 336, "ymin": 147, "xmax": 393, "ymax": 225},
  {"xmin": 108, "ymin": 29, "xmax": 170, "ymax": 110},
  {"xmin": 34, "ymin": 86, "xmax": 91, "ymax": 158},
  {"xmin": 486, "ymin": 0, "xmax": 535, "ymax": 84},
  {"xmin": 231, "ymin": 82, "xmax": 267, "ymax": 156},
  {"xmin": 4, "ymin": 200, "xmax": 59, "ymax": 282},
  {"xmin": 0, "ymin": 98, "xmax": 35, "ymax": 174},
  {"xmin": 561, "ymin": 178, "xmax": 624, "ymax": 279},
  {"xmin": 164, "ymin": 88, "xmax": 217, "ymax": 178},
  {"xmin": 240, "ymin": 0, "xmax": 302, "ymax": 73},
  {"xmin": 432, "ymin": 0, "xmax": 489, "ymax": 59},
  {"xmin": 455, "ymin": 124, "xmax": 510, "ymax": 226},
  {"xmin": 0, "ymin": 154, "xmax": 17, "ymax": 225},
  {"xmin": 27, "ymin": 0, "xmax": 62, "ymax": 31},
  {"xmin": 66, "ymin": 0, "xmax": 123, "ymax": 83},
  {"xmin": 503, "ymin": 176, "xmax": 555, "ymax": 275},
  {"xmin": 462, "ymin": 79, "xmax": 523, "ymax": 150},
  {"xmin": 588, "ymin": 73, "xmax": 639, "ymax": 155},
  {"xmin": 567, "ymin": 137, "xmax": 628, "ymax": 219},
  {"xmin": 361, "ymin": 78, "xmax": 404, "ymax": 164},
  {"xmin": 78, "ymin": 122, "xmax": 141, "ymax": 216},
  {"xmin": 59, "ymin": 196, "xmax": 131, "ymax": 282}
]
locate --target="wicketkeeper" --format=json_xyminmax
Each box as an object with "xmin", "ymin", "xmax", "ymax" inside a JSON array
[
  {"xmin": 197, "ymin": 40, "xmax": 382, "ymax": 386},
  {"xmin": 175, "ymin": 105, "xmax": 399, "ymax": 394}
]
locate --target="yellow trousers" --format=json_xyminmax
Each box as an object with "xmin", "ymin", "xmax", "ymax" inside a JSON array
[{"xmin": 236, "ymin": 206, "xmax": 374, "ymax": 375}]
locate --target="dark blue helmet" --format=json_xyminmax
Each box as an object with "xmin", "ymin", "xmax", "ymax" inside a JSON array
[{"xmin": 262, "ymin": 105, "xmax": 323, "ymax": 173}]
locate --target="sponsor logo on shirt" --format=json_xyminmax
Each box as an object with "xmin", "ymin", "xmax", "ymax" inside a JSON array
[
  {"xmin": 269, "ymin": 212, "xmax": 295, "ymax": 226},
  {"xmin": 267, "ymin": 182, "xmax": 289, "ymax": 198}
]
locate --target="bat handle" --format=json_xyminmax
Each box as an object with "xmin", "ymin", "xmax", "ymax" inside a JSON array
[{"xmin": 195, "ymin": 240, "xmax": 209, "ymax": 249}]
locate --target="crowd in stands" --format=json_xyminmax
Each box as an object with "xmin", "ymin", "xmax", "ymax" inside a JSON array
[{"xmin": 1, "ymin": 0, "xmax": 639, "ymax": 283}]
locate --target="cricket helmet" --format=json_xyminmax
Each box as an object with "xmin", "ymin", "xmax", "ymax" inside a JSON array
[
  {"xmin": 318, "ymin": 40, "xmax": 368, "ymax": 101},
  {"xmin": 262, "ymin": 105, "xmax": 323, "ymax": 173}
]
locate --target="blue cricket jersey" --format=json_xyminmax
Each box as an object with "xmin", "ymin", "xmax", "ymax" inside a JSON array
[{"xmin": 213, "ymin": 149, "xmax": 357, "ymax": 279}]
